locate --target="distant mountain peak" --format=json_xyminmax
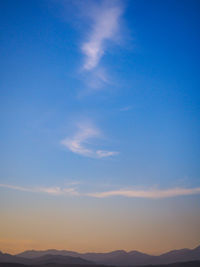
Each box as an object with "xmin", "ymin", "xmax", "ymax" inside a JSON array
[
  {"xmin": 129, "ymin": 250, "xmax": 149, "ymax": 256},
  {"xmin": 108, "ymin": 250, "xmax": 127, "ymax": 255}
]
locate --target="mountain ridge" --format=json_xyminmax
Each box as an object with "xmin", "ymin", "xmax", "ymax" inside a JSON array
[
  {"xmin": 15, "ymin": 244, "xmax": 200, "ymax": 266},
  {"xmin": 0, "ymin": 251, "xmax": 94, "ymax": 265},
  {"xmin": 1, "ymin": 244, "xmax": 199, "ymax": 266},
  {"xmin": 16, "ymin": 245, "xmax": 200, "ymax": 258}
]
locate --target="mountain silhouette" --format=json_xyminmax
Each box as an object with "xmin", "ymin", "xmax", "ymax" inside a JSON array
[
  {"xmin": 0, "ymin": 251, "xmax": 29, "ymax": 265},
  {"xmin": 0, "ymin": 251, "xmax": 93, "ymax": 265},
  {"xmin": 14, "ymin": 244, "xmax": 200, "ymax": 266},
  {"xmin": 17, "ymin": 249, "xmax": 81, "ymax": 259},
  {"xmin": 156, "ymin": 245, "xmax": 200, "ymax": 264}
]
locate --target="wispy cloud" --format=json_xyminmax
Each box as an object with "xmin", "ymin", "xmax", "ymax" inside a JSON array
[
  {"xmin": 81, "ymin": 0, "xmax": 124, "ymax": 71},
  {"xmin": 1, "ymin": 183, "xmax": 200, "ymax": 199},
  {"xmin": 0, "ymin": 184, "xmax": 79, "ymax": 196},
  {"xmin": 61, "ymin": 122, "xmax": 118, "ymax": 158},
  {"xmin": 87, "ymin": 187, "xmax": 200, "ymax": 198},
  {"xmin": 83, "ymin": 68, "xmax": 111, "ymax": 91}
]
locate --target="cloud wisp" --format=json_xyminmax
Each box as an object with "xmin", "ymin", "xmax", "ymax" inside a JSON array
[
  {"xmin": 81, "ymin": 0, "xmax": 124, "ymax": 71},
  {"xmin": 87, "ymin": 187, "xmax": 200, "ymax": 199},
  {"xmin": 61, "ymin": 122, "xmax": 118, "ymax": 158},
  {"xmin": 0, "ymin": 184, "xmax": 79, "ymax": 196},
  {"xmin": 1, "ymin": 183, "xmax": 200, "ymax": 199}
]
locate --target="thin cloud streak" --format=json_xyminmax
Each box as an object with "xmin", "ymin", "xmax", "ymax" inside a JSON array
[
  {"xmin": 84, "ymin": 68, "xmax": 111, "ymax": 90},
  {"xmin": 0, "ymin": 184, "xmax": 79, "ymax": 196},
  {"xmin": 61, "ymin": 122, "xmax": 118, "ymax": 158},
  {"xmin": 1, "ymin": 183, "xmax": 200, "ymax": 199},
  {"xmin": 87, "ymin": 187, "xmax": 200, "ymax": 198},
  {"xmin": 81, "ymin": 1, "xmax": 123, "ymax": 71}
]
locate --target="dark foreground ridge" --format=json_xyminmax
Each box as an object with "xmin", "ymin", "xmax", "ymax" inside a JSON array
[
  {"xmin": 0, "ymin": 260, "xmax": 200, "ymax": 267},
  {"xmin": 0, "ymin": 245, "xmax": 200, "ymax": 266}
]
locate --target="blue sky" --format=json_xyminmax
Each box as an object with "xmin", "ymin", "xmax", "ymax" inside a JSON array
[{"xmin": 0, "ymin": 0, "xmax": 200, "ymax": 253}]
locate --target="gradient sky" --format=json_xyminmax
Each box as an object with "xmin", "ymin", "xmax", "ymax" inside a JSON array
[{"xmin": 0, "ymin": 0, "xmax": 200, "ymax": 255}]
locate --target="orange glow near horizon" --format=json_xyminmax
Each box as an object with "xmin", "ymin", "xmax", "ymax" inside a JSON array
[{"xmin": 1, "ymin": 193, "xmax": 200, "ymax": 256}]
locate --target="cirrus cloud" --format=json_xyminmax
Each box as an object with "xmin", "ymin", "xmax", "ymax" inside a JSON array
[
  {"xmin": 0, "ymin": 184, "xmax": 79, "ymax": 196},
  {"xmin": 81, "ymin": 0, "xmax": 124, "ymax": 71},
  {"xmin": 87, "ymin": 187, "xmax": 200, "ymax": 199},
  {"xmin": 61, "ymin": 122, "xmax": 119, "ymax": 158},
  {"xmin": 1, "ymin": 183, "xmax": 200, "ymax": 199}
]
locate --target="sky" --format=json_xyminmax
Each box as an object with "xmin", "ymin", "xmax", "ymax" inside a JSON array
[{"xmin": 0, "ymin": 0, "xmax": 200, "ymax": 255}]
